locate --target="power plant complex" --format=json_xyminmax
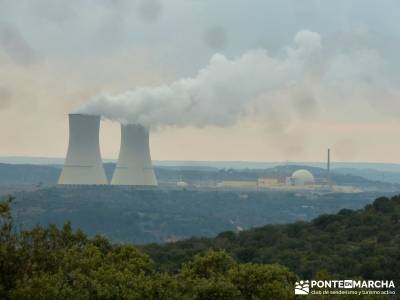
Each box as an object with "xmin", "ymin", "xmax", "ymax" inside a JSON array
[
  {"xmin": 59, "ymin": 114, "xmax": 158, "ymax": 186},
  {"xmin": 59, "ymin": 114, "xmax": 347, "ymax": 192}
]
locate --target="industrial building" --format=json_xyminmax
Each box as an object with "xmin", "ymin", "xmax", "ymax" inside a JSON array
[
  {"xmin": 220, "ymin": 180, "xmax": 258, "ymax": 189},
  {"xmin": 220, "ymin": 169, "xmax": 316, "ymax": 190}
]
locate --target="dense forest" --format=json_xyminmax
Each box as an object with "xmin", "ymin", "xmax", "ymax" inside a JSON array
[
  {"xmin": 0, "ymin": 196, "xmax": 393, "ymax": 299},
  {"xmin": 143, "ymin": 195, "xmax": 400, "ymax": 282},
  {"xmin": 10, "ymin": 187, "xmax": 389, "ymax": 244}
]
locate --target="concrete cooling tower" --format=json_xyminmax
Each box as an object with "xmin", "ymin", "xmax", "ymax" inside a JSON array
[
  {"xmin": 58, "ymin": 114, "xmax": 108, "ymax": 185},
  {"xmin": 111, "ymin": 124, "xmax": 158, "ymax": 186}
]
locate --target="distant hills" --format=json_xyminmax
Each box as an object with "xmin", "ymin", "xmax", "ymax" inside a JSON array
[
  {"xmin": 3, "ymin": 156, "xmax": 400, "ymax": 185},
  {"xmin": 334, "ymin": 167, "xmax": 400, "ymax": 184},
  {"xmin": 2, "ymin": 156, "xmax": 400, "ymax": 171},
  {"xmin": 1, "ymin": 162, "xmax": 400, "ymax": 189},
  {"xmin": 0, "ymin": 163, "xmax": 60, "ymax": 185}
]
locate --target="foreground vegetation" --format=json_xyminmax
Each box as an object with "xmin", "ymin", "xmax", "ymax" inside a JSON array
[
  {"xmin": 0, "ymin": 196, "xmax": 317, "ymax": 300},
  {"xmin": 1, "ymin": 195, "xmax": 397, "ymax": 299}
]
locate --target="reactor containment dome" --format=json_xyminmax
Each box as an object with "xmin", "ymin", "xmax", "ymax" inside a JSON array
[
  {"xmin": 291, "ymin": 169, "xmax": 314, "ymax": 186},
  {"xmin": 58, "ymin": 114, "xmax": 108, "ymax": 185},
  {"xmin": 111, "ymin": 124, "xmax": 158, "ymax": 186}
]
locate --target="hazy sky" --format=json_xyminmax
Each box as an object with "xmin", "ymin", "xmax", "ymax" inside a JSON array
[{"xmin": 1, "ymin": 0, "xmax": 400, "ymax": 162}]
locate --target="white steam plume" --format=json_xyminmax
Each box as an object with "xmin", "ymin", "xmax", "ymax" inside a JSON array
[{"xmin": 77, "ymin": 30, "xmax": 321, "ymax": 127}]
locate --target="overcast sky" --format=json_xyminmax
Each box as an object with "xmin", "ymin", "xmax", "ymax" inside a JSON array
[{"xmin": 1, "ymin": 0, "xmax": 400, "ymax": 162}]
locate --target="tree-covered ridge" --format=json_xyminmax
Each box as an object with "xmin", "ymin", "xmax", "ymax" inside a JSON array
[{"xmin": 143, "ymin": 195, "xmax": 400, "ymax": 281}]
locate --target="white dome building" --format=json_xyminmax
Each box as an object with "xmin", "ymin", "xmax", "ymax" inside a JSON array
[{"xmin": 291, "ymin": 169, "xmax": 314, "ymax": 186}]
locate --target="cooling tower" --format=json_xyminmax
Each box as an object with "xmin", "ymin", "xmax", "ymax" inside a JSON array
[
  {"xmin": 58, "ymin": 114, "xmax": 108, "ymax": 185},
  {"xmin": 111, "ymin": 124, "xmax": 158, "ymax": 186}
]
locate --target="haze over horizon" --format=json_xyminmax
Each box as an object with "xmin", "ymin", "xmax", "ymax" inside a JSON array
[{"xmin": 1, "ymin": 0, "xmax": 400, "ymax": 163}]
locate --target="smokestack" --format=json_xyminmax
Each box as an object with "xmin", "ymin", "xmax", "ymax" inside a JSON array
[
  {"xmin": 58, "ymin": 114, "xmax": 108, "ymax": 185},
  {"xmin": 111, "ymin": 124, "xmax": 157, "ymax": 186},
  {"xmin": 327, "ymin": 148, "xmax": 330, "ymax": 173},
  {"xmin": 327, "ymin": 148, "xmax": 331, "ymax": 185}
]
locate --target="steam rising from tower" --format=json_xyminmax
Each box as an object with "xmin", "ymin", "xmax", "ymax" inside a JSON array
[
  {"xmin": 58, "ymin": 114, "xmax": 108, "ymax": 185},
  {"xmin": 77, "ymin": 30, "xmax": 322, "ymax": 128},
  {"xmin": 111, "ymin": 124, "xmax": 157, "ymax": 186}
]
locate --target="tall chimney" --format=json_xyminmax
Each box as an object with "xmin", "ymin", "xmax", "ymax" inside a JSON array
[
  {"xmin": 111, "ymin": 124, "xmax": 157, "ymax": 186},
  {"xmin": 58, "ymin": 114, "xmax": 108, "ymax": 185},
  {"xmin": 327, "ymin": 148, "xmax": 331, "ymax": 185}
]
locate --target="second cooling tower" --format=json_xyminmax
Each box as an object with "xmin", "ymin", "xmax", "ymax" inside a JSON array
[{"xmin": 111, "ymin": 124, "xmax": 158, "ymax": 186}]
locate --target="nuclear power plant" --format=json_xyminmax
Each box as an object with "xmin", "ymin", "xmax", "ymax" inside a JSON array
[
  {"xmin": 111, "ymin": 124, "xmax": 157, "ymax": 186},
  {"xmin": 59, "ymin": 114, "xmax": 158, "ymax": 186},
  {"xmin": 58, "ymin": 114, "xmax": 108, "ymax": 185}
]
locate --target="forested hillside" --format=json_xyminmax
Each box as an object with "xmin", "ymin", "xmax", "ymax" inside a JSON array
[
  {"xmin": 10, "ymin": 187, "xmax": 386, "ymax": 244},
  {"xmin": 143, "ymin": 195, "xmax": 400, "ymax": 281},
  {"xmin": 0, "ymin": 196, "xmax": 392, "ymax": 299}
]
